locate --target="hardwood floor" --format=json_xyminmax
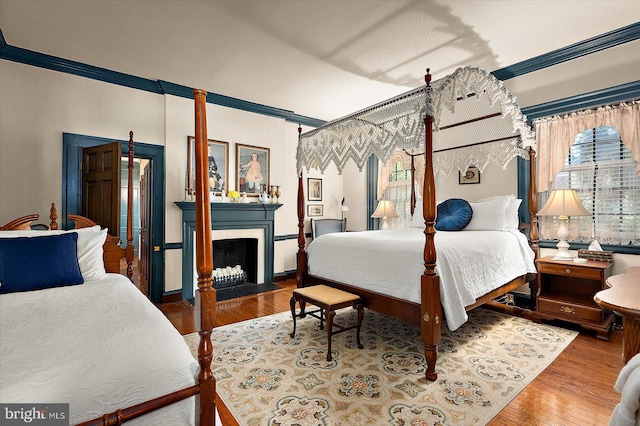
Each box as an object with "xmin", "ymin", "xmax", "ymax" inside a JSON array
[{"xmin": 156, "ymin": 279, "xmax": 626, "ymax": 426}]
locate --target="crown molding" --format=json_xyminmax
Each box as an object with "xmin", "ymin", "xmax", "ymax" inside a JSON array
[
  {"xmin": 492, "ymin": 22, "xmax": 640, "ymax": 81},
  {"xmin": 2, "ymin": 22, "xmax": 638, "ymax": 128},
  {"xmin": 522, "ymin": 79, "xmax": 640, "ymax": 122},
  {"xmin": 0, "ymin": 30, "xmax": 325, "ymax": 128}
]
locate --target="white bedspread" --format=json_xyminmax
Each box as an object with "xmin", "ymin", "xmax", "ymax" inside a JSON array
[
  {"xmin": 0, "ymin": 274, "xmax": 199, "ymax": 425},
  {"xmin": 307, "ymin": 227, "xmax": 536, "ymax": 330}
]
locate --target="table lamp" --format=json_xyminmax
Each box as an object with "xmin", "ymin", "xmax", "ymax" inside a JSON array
[
  {"xmin": 371, "ymin": 200, "xmax": 398, "ymax": 230},
  {"xmin": 537, "ymin": 189, "xmax": 590, "ymax": 261}
]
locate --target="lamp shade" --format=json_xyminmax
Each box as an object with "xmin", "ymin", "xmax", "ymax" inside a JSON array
[
  {"xmin": 537, "ymin": 189, "xmax": 590, "ymax": 218},
  {"xmin": 371, "ymin": 200, "xmax": 399, "ymax": 219}
]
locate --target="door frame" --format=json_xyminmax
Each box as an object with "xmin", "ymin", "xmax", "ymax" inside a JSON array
[{"xmin": 62, "ymin": 133, "xmax": 165, "ymax": 303}]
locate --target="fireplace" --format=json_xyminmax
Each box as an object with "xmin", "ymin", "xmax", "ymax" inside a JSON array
[
  {"xmin": 176, "ymin": 201, "xmax": 282, "ymax": 300},
  {"xmin": 212, "ymin": 238, "xmax": 257, "ymax": 289}
]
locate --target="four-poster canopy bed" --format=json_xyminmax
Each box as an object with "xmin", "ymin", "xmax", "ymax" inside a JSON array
[
  {"xmin": 295, "ymin": 66, "xmax": 540, "ymax": 381},
  {"xmin": 0, "ymin": 131, "xmax": 217, "ymax": 425}
]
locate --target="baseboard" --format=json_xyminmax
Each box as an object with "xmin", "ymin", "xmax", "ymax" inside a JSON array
[
  {"xmin": 274, "ymin": 270, "xmax": 296, "ymax": 282},
  {"xmin": 162, "ymin": 290, "xmax": 183, "ymax": 304}
]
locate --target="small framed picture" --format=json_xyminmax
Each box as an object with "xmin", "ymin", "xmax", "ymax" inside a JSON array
[
  {"xmin": 459, "ymin": 166, "xmax": 480, "ymax": 185},
  {"xmin": 236, "ymin": 144, "xmax": 270, "ymax": 196},
  {"xmin": 307, "ymin": 204, "xmax": 324, "ymax": 217},
  {"xmin": 307, "ymin": 178, "xmax": 322, "ymax": 201},
  {"xmin": 188, "ymin": 137, "xmax": 229, "ymax": 193}
]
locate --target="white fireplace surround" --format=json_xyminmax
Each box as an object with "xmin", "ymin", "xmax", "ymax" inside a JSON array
[{"xmin": 192, "ymin": 228, "xmax": 265, "ymax": 297}]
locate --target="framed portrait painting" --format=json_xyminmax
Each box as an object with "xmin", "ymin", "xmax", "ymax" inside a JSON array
[
  {"xmin": 236, "ymin": 144, "xmax": 270, "ymax": 195},
  {"xmin": 188, "ymin": 137, "xmax": 229, "ymax": 194},
  {"xmin": 459, "ymin": 166, "xmax": 480, "ymax": 185},
  {"xmin": 307, "ymin": 178, "xmax": 322, "ymax": 201},
  {"xmin": 307, "ymin": 204, "xmax": 324, "ymax": 217}
]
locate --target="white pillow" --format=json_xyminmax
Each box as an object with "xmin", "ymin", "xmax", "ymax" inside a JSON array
[
  {"xmin": 465, "ymin": 195, "xmax": 522, "ymax": 231},
  {"xmin": 0, "ymin": 226, "xmax": 108, "ymax": 280},
  {"xmin": 409, "ymin": 199, "xmax": 444, "ymax": 228},
  {"xmin": 410, "ymin": 199, "xmax": 424, "ymax": 228}
]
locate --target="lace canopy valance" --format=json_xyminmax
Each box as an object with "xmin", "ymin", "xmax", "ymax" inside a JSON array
[{"xmin": 296, "ymin": 67, "xmax": 536, "ymax": 176}]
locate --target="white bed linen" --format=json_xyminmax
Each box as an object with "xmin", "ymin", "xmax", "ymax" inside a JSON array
[
  {"xmin": 0, "ymin": 273, "xmax": 199, "ymax": 425},
  {"xmin": 307, "ymin": 227, "xmax": 536, "ymax": 330}
]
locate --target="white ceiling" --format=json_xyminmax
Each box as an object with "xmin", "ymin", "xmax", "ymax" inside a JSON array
[{"xmin": 1, "ymin": 0, "xmax": 639, "ymax": 121}]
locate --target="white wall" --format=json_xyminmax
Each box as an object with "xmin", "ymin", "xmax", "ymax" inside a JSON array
[
  {"xmin": 2, "ymin": 57, "xmax": 638, "ymax": 293},
  {"xmin": 0, "ymin": 60, "xmax": 345, "ymax": 293}
]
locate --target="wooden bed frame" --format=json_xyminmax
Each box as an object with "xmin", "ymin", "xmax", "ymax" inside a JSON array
[
  {"xmin": 295, "ymin": 70, "xmax": 540, "ymax": 382},
  {"xmin": 1, "ymin": 130, "xmax": 217, "ymax": 425}
]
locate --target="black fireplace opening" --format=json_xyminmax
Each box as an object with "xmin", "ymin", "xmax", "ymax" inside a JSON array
[{"xmin": 212, "ymin": 238, "xmax": 258, "ymax": 290}]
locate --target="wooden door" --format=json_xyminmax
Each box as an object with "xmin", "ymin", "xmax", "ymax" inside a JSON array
[
  {"xmin": 139, "ymin": 161, "xmax": 152, "ymax": 296},
  {"xmin": 82, "ymin": 143, "xmax": 121, "ymax": 235}
]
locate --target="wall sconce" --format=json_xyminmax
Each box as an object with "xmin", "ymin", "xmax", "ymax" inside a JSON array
[{"xmin": 341, "ymin": 197, "xmax": 349, "ymax": 221}]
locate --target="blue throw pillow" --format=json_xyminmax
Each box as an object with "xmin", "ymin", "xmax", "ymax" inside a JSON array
[
  {"xmin": 0, "ymin": 233, "xmax": 84, "ymax": 294},
  {"xmin": 435, "ymin": 198, "xmax": 473, "ymax": 231}
]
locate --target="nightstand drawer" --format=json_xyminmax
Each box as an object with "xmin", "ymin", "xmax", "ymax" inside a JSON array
[
  {"xmin": 538, "ymin": 297, "xmax": 602, "ymax": 323},
  {"xmin": 537, "ymin": 263, "xmax": 602, "ymax": 281}
]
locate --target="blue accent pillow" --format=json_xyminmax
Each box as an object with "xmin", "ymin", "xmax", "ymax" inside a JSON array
[
  {"xmin": 0, "ymin": 233, "xmax": 84, "ymax": 294},
  {"xmin": 435, "ymin": 198, "xmax": 473, "ymax": 231}
]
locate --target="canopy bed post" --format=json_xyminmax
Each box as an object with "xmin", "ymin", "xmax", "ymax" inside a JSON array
[
  {"xmin": 527, "ymin": 148, "xmax": 540, "ymax": 303},
  {"xmin": 403, "ymin": 149, "xmax": 423, "ymax": 216},
  {"xmin": 125, "ymin": 132, "xmax": 135, "ymax": 279},
  {"xmin": 296, "ymin": 124, "xmax": 308, "ymax": 288},
  {"xmin": 421, "ymin": 69, "xmax": 441, "ymax": 381},
  {"xmin": 193, "ymin": 88, "xmax": 217, "ymax": 425}
]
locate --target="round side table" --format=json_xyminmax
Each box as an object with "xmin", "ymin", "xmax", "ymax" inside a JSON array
[{"xmin": 594, "ymin": 267, "xmax": 640, "ymax": 363}]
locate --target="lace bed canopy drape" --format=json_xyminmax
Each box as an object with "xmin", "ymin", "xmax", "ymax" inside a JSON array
[{"xmin": 296, "ymin": 67, "xmax": 536, "ymax": 180}]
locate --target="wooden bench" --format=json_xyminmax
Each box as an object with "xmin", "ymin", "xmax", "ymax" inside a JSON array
[{"xmin": 290, "ymin": 285, "xmax": 364, "ymax": 361}]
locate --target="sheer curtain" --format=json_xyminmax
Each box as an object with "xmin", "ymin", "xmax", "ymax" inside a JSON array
[
  {"xmin": 535, "ymin": 99, "xmax": 640, "ymax": 247},
  {"xmin": 536, "ymin": 100, "xmax": 640, "ymax": 193}
]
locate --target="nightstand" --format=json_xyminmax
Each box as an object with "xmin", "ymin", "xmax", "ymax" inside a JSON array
[{"xmin": 534, "ymin": 256, "xmax": 614, "ymax": 340}]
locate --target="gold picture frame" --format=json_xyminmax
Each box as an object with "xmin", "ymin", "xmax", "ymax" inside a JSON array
[
  {"xmin": 187, "ymin": 137, "xmax": 229, "ymax": 193},
  {"xmin": 236, "ymin": 144, "xmax": 270, "ymax": 196}
]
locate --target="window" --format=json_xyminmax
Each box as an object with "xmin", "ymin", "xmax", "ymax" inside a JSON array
[
  {"xmin": 539, "ymin": 126, "xmax": 640, "ymax": 247},
  {"xmin": 379, "ymin": 160, "xmax": 413, "ymax": 228}
]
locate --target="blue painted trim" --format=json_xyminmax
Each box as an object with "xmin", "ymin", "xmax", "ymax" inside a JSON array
[
  {"xmin": 62, "ymin": 133, "xmax": 166, "ymax": 303},
  {"xmin": 175, "ymin": 202, "xmax": 282, "ymax": 300},
  {"xmin": 163, "ymin": 242, "xmax": 183, "ymax": 250},
  {"xmin": 493, "ymin": 22, "xmax": 640, "ymax": 80},
  {"xmin": 274, "ymin": 234, "xmax": 299, "ymax": 241},
  {"xmin": 367, "ymin": 155, "xmax": 378, "ymax": 230},
  {"xmin": 1, "ymin": 45, "xmax": 163, "ymax": 93},
  {"xmin": 522, "ymin": 80, "xmax": 640, "ymax": 122},
  {"xmin": 516, "ymin": 156, "xmax": 530, "ymax": 224},
  {"xmin": 0, "ymin": 32, "xmax": 325, "ymax": 128}
]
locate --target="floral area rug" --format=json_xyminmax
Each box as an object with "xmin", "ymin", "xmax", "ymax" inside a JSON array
[{"xmin": 184, "ymin": 308, "xmax": 577, "ymax": 425}]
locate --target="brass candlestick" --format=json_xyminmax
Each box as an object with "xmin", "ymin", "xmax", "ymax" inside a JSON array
[
  {"xmin": 269, "ymin": 185, "xmax": 276, "ymax": 204},
  {"xmin": 275, "ymin": 186, "xmax": 281, "ymax": 203}
]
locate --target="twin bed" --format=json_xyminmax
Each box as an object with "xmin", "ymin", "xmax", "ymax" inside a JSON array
[
  {"xmin": 0, "ymin": 133, "xmax": 216, "ymax": 424},
  {"xmin": 0, "ymin": 66, "xmax": 538, "ymax": 424}
]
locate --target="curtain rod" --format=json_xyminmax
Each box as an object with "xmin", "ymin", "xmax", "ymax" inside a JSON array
[{"xmin": 533, "ymin": 97, "xmax": 640, "ymax": 123}]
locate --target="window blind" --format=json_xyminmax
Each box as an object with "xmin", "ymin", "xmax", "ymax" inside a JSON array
[{"xmin": 540, "ymin": 126, "xmax": 640, "ymax": 247}]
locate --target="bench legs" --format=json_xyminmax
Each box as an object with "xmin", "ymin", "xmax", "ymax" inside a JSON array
[{"xmin": 290, "ymin": 294, "xmax": 364, "ymax": 362}]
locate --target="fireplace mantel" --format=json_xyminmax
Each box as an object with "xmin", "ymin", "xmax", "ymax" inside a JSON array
[{"xmin": 175, "ymin": 201, "xmax": 282, "ymax": 300}]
